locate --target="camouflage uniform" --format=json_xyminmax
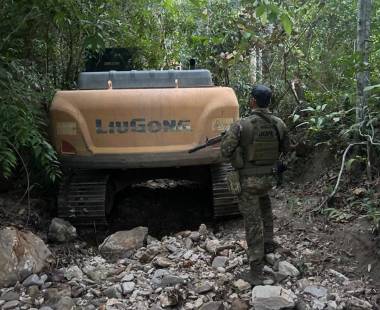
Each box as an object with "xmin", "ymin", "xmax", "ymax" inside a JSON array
[{"xmin": 221, "ymin": 107, "xmax": 289, "ymax": 267}]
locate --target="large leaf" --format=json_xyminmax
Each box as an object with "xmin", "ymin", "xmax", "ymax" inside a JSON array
[
  {"xmin": 256, "ymin": 4, "xmax": 266, "ymax": 18},
  {"xmin": 364, "ymin": 84, "xmax": 380, "ymax": 92},
  {"xmin": 280, "ymin": 13, "xmax": 292, "ymax": 35}
]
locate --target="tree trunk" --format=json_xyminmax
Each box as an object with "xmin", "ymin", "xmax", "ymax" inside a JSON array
[{"xmin": 355, "ymin": 0, "xmax": 372, "ymax": 179}]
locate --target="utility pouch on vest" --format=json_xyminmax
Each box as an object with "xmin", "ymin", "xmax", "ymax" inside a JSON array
[
  {"xmin": 226, "ymin": 171, "xmax": 241, "ymax": 195},
  {"xmin": 230, "ymin": 146, "xmax": 244, "ymax": 169},
  {"xmin": 245, "ymin": 141, "xmax": 279, "ymax": 162}
]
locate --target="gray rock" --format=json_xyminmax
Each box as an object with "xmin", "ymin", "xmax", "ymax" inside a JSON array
[
  {"xmin": 48, "ymin": 218, "xmax": 77, "ymax": 243},
  {"xmin": 27, "ymin": 285, "xmax": 41, "ymax": 299},
  {"xmin": 328, "ymin": 269, "xmax": 349, "ymax": 283},
  {"xmin": 39, "ymin": 307, "xmax": 54, "ymax": 310},
  {"xmin": 189, "ymin": 232, "xmax": 200, "ymax": 242},
  {"xmin": 121, "ymin": 273, "xmax": 134, "ymax": 282},
  {"xmin": 233, "ymin": 279, "xmax": 251, "ymax": 291},
  {"xmin": 278, "ymin": 261, "xmax": 300, "ymax": 277},
  {"xmin": 44, "ymin": 286, "xmax": 71, "ymax": 305},
  {"xmin": 153, "ymin": 256, "xmax": 173, "ymax": 268},
  {"xmin": 347, "ymin": 296, "xmax": 373, "ymax": 309},
  {"xmin": 147, "ymin": 235, "xmax": 158, "ymax": 245},
  {"xmin": 22, "ymin": 274, "xmax": 44, "ymax": 287},
  {"xmin": 297, "ymin": 279, "xmax": 311, "ymax": 290},
  {"xmin": 165, "ymin": 243, "xmax": 178, "ymax": 254},
  {"xmin": 103, "ymin": 284, "xmax": 122, "ymax": 299},
  {"xmin": 212, "ymin": 256, "xmax": 228, "ymax": 269},
  {"xmin": 55, "ymin": 296, "xmax": 75, "ymax": 310},
  {"xmin": 185, "ymin": 238, "xmax": 193, "ymax": 249},
  {"xmin": 199, "ymin": 301, "xmax": 225, "ymax": 310},
  {"xmin": 231, "ymin": 298, "xmax": 249, "ymax": 310},
  {"xmin": 274, "ymin": 272, "xmax": 288, "ymax": 283},
  {"xmin": 159, "ymin": 288, "xmax": 180, "ymax": 308},
  {"xmin": 71, "ymin": 285, "xmax": 85, "ymax": 298},
  {"xmin": 312, "ymin": 299, "xmax": 326, "ymax": 310},
  {"xmin": 0, "ymin": 291, "xmax": 20, "ymax": 302},
  {"xmin": 303, "ymin": 285, "xmax": 328, "ymax": 298},
  {"xmin": 195, "ymin": 282, "xmax": 213, "ymax": 294},
  {"xmin": 82, "ymin": 266, "xmax": 107, "ymax": 282},
  {"xmin": 198, "ymin": 224, "xmax": 208, "ymax": 236},
  {"xmin": 64, "ymin": 265, "xmax": 83, "ymax": 281},
  {"xmin": 152, "ymin": 269, "xmax": 185, "ymax": 288},
  {"xmin": 262, "ymin": 278, "xmax": 275, "ymax": 285},
  {"xmin": 205, "ymin": 240, "xmax": 220, "ymax": 254},
  {"xmin": 0, "ymin": 227, "xmax": 53, "ymax": 287},
  {"xmin": 152, "ymin": 269, "xmax": 170, "ymax": 287},
  {"xmin": 99, "ymin": 227, "xmax": 148, "ymax": 260},
  {"xmin": 121, "ymin": 281, "xmax": 135, "ymax": 294},
  {"xmin": 327, "ymin": 300, "xmax": 338, "ymax": 310},
  {"xmin": 1, "ymin": 300, "xmax": 19, "ymax": 310},
  {"xmin": 183, "ymin": 250, "xmax": 193, "ymax": 260},
  {"xmin": 252, "ymin": 285, "xmax": 297, "ymax": 310}
]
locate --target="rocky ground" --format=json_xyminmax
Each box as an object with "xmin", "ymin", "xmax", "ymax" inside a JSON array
[{"xmin": 0, "ymin": 180, "xmax": 379, "ymax": 310}]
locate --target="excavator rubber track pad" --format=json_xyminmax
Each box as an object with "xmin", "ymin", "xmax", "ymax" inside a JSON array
[
  {"xmin": 211, "ymin": 164, "xmax": 240, "ymax": 218},
  {"xmin": 58, "ymin": 171, "xmax": 109, "ymax": 227}
]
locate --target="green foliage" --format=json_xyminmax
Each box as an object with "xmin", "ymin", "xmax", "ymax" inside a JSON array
[
  {"xmin": 0, "ymin": 0, "xmax": 379, "ymax": 193},
  {"xmin": 0, "ymin": 58, "xmax": 61, "ymax": 182}
]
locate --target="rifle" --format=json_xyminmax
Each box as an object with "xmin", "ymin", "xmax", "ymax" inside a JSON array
[{"xmin": 188, "ymin": 132, "xmax": 226, "ymax": 153}]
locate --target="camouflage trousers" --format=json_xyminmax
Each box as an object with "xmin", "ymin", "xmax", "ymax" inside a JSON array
[{"xmin": 238, "ymin": 175, "xmax": 275, "ymax": 266}]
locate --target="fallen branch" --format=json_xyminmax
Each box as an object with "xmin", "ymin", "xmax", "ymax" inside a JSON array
[{"xmin": 312, "ymin": 142, "xmax": 366, "ymax": 212}]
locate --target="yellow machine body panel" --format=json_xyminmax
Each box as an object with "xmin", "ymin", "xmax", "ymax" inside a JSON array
[{"xmin": 50, "ymin": 87, "xmax": 239, "ymax": 168}]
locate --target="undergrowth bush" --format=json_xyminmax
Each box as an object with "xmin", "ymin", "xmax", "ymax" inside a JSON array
[{"xmin": 0, "ymin": 58, "xmax": 61, "ymax": 183}]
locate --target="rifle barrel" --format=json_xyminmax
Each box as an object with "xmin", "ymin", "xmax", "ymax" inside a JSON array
[{"xmin": 188, "ymin": 133, "xmax": 224, "ymax": 154}]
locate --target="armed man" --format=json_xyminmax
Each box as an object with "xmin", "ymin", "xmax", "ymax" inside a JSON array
[{"xmin": 220, "ymin": 85, "xmax": 289, "ymax": 285}]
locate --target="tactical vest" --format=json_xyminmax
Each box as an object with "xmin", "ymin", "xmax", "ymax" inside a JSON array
[{"xmin": 232, "ymin": 112, "xmax": 280, "ymax": 175}]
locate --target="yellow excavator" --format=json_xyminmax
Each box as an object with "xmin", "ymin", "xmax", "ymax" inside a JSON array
[{"xmin": 50, "ymin": 61, "xmax": 240, "ymax": 226}]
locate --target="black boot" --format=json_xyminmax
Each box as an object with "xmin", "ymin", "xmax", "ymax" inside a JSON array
[
  {"xmin": 249, "ymin": 263, "xmax": 266, "ymax": 286},
  {"xmin": 236, "ymin": 264, "xmax": 265, "ymax": 286},
  {"xmin": 264, "ymin": 241, "xmax": 279, "ymax": 254}
]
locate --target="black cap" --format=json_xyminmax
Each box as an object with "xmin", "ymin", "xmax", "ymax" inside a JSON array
[{"xmin": 250, "ymin": 85, "xmax": 272, "ymax": 107}]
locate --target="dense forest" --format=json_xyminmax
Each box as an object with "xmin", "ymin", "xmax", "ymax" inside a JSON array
[
  {"xmin": 0, "ymin": 1, "xmax": 380, "ymax": 309},
  {"xmin": 0, "ymin": 0, "xmax": 379, "ymax": 216}
]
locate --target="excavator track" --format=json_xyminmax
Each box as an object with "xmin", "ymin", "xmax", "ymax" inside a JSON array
[
  {"xmin": 58, "ymin": 171, "xmax": 112, "ymax": 227},
  {"xmin": 211, "ymin": 163, "xmax": 240, "ymax": 218}
]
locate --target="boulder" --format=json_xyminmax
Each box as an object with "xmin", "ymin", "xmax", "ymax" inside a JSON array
[
  {"xmin": 48, "ymin": 218, "xmax": 77, "ymax": 243},
  {"xmin": 278, "ymin": 261, "xmax": 300, "ymax": 277},
  {"xmin": 2, "ymin": 300, "xmax": 19, "ymax": 310},
  {"xmin": 0, "ymin": 227, "xmax": 54, "ymax": 287},
  {"xmin": 252, "ymin": 285, "xmax": 297, "ymax": 310},
  {"xmin": 99, "ymin": 227, "xmax": 148, "ymax": 260}
]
